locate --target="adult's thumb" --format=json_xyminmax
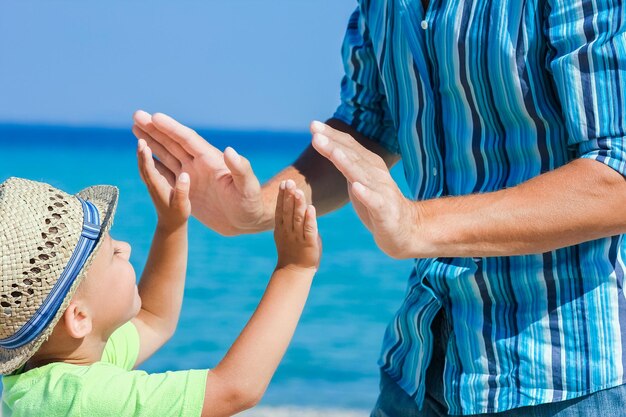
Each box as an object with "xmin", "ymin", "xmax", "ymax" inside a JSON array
[{"xmin": 224, "ymin": 147, "xmax": 261, "ymax": 198}]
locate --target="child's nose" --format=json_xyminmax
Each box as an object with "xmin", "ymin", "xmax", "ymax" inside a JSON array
[{"xmin": 119, "ymin": 241, "xmax": 132, "ymax": 259}]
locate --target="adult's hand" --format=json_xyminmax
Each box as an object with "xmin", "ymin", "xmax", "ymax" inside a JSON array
[
  {"xmin": 132, "ymin": 111, "xmax": 269, "ymax": 236},
  {"xmin": 311, "ymin": 120, "xmax": 626, "ymax": 259},
  {"xmin": 310, "ymin": 121, "xmax": 424, "ymax": 259}
]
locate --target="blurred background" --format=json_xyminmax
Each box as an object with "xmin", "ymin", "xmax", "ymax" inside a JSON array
[{"xmin": 0, "ymin": 2, "xmax": 413, "ymax": 415}]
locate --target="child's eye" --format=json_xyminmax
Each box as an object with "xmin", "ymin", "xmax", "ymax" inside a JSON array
[{"xmin": 114, "ymin": 249, "xmax": 122, "ymax": 255}]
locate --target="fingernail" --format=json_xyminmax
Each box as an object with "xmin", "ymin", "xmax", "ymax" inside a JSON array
[
  {"xmin": 179, "ymin": 173, "xmax": 190, "ymax": 183},
  {"xmin": 314, "ymin": 134, "xmax": 329, "ymax": 147},
  {"xmin": 311, "ymin": 120, "xmax": 326, "ymax": 132},
  {"xmin": 226, "ymin": 147, "xmax": 241, "ymax": 163},
  {"xmin": 286, "ymin": 179, "xmax": 295, "ymax": 189},
  {"xmin": 279, "ymin": 180, "xmax": 286, "ymax": 190}
]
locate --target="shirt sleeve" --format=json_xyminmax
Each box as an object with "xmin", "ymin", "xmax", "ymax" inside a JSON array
[
  {"xmin": 333, "ymin": 7, "xmax": 400, "ymax": 154},
  {"xmin": 101, "ymin": 321, "xmax": 140, "ymax": 370},
  {"xmin": 546, "ymin": 0, "xmax": 626, "ymax": 176},
  {"xmin": 80, "ymin": 367, "xmax": 208, "ymax": 417}
]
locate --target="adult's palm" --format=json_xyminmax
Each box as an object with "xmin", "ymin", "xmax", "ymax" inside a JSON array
[{"xmin": 132, "ymin": 111, "xmax": 267, "ymax": 236}]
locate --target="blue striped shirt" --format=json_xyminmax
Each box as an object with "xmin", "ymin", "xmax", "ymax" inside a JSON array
[{"xmin": 333, "ymin": 0, "xmax": 626, "ymax": 414}]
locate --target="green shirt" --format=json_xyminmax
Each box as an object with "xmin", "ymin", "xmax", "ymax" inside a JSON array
[{"xmin": 1, "ymin": 322, "xmax": 207, "ymax": 417}]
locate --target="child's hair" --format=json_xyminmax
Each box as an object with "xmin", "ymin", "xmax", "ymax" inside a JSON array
[{"xmin": 0, "ymin": 177, "xmax": 118, "ymax": 374}]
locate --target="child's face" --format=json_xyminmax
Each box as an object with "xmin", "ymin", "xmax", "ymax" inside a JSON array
[{"xmin": 79, "ymin": 233, "xmax": 141, "ymax": 335}]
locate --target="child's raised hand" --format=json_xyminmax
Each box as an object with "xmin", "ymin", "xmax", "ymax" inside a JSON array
[
  {"xmin": 274, "ymin": 180, "xmax": 322, "ymax": 271},
  {"xmin": 137, "ymin": 139, "xmax": 191, "ymax": 230}
]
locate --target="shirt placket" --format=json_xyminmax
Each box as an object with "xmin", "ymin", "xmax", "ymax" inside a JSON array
[
  {"xmin": 398, "ymin": 0, "xmax": 454, "ymax": 407},
  {"xmin": 399, "ymin": 0, "xmax": 434, "ymax": 99},
  {"xmin": 399, "ymin": 0, "xmax": 445, "ymax": 197}
]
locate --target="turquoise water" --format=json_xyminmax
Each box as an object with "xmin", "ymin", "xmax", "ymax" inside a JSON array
[{"xmin": 0, "ymin": 125, "xmax": 412, "ymax": 410}]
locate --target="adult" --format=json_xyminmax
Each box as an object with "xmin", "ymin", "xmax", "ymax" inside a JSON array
[{"xmin": 132, "ymin": 0, "xmax": 626, "ymax": 415}]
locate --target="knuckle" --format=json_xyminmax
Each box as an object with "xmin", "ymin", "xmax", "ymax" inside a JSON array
[
  {"xmin": 340, "ymin": 131, "xmax": 353, "ymax": 142},
  {"xmin": 373, "ymin": 154, "xmax": 385, "ymax": 166},
  {"xmin": 181, "ymin": 155, "xmax": 193, "ymax": 165},
  {"xmin": 187, "ymin": 126, "xmax": 201, "ymax": 139}
]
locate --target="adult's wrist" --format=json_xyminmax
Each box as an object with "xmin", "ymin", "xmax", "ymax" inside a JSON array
[
  {"xmin": 249, "ymin": 181, "xmax": 281, "ymax": 233},
  {"xmin": 233, "ymin": 204, "xmax": 274, "ymax": 235},
  {"xmin": 405, "ymin": 200, "xmax": 439, "ymax": 259},
  {"xmin": 411, "ymin": 196, "xmax": 486, "ymax": 259},
  {"xmin": 255, "ymin": 199, "xmax": 276, "ymax": 233}
]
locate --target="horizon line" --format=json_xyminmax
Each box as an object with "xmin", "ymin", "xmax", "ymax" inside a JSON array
[{"xmin": 0, "ymin": 120, "xmax": 315, "ymax": 137}]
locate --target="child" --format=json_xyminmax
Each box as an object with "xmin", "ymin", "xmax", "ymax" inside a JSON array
[{"xmin": 0, "ymin": 139, "xmax": 321, "ymax": 417}]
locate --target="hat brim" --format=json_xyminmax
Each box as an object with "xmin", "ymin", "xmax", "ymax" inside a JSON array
[{"xmin": 0, "ymin": 185, "xmax": 118, "ymax": 375}]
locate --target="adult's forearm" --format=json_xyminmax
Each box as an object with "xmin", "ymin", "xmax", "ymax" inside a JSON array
[
  {"xmin": 260, "ymin": 146, "xmax": 350, "ymax": 221},
  {"xmin": 415, "ymin": 158, "xmax": 626, "ymax": 258}
]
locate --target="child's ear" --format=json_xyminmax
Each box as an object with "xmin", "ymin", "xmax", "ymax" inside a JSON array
[{"xmin": 63, "ymin": 301, "xmax": 92, "ymax": 339}]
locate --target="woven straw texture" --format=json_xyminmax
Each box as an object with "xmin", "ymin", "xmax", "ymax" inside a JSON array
[{"xmin": 0, "ymin": 177, "xmax": 117, "ymax": 374}]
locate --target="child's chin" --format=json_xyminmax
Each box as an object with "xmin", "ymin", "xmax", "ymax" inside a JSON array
[{"xmin": 133, "ymin": 296, "xmax": 142, "ymax": 315}]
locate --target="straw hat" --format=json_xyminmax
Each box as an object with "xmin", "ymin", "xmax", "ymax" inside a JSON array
[{"xmin": 0, "ymin": 177, "xmax": 118, "ymax": 374}]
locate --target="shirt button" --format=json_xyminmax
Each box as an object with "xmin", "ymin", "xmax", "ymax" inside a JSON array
[
  {"xmin": 421, "ymin": 20, "xmax": 429, "ymax": 30},
  {"xmin": 432, "ymin": 167, "xmax": 438, "ymax": 176}
]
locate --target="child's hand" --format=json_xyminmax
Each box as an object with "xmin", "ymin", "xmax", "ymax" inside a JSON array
[
  {"xmin": 274, "ymin": 179, "xmax": 322, "ymax": 272},
  {"xmin": 137, "ymin": 139, "xmax": 191, "ymax": 231}
]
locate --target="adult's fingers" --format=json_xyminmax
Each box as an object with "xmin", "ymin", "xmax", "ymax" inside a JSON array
[
  {"xmin": 132, "ymin": 117, "xmax": 192, "ymax": 166},
  {"xmin": 351, "ymin": 182, "xmax": 387, "ymax": 223},
  {"xmin": 312, "ymin": 133, "xmax": 374, "ymax": 187},
  {"xmin": 150, "ymin": 112, "xmax": 222, "ymax": 159},
  {"xmin": 223, "ymin": 147, "xmax": 261, "ymax": 198},
  {"xmin": 310, "ymin": 120, "xmax": 382, "ymax": 164},
  {"xmin": 133, "ymin": 125, "xmax": 182, "ymax": 175}
]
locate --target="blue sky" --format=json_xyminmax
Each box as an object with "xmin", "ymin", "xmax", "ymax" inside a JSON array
[{"xmin": 0, "ymin": 1, "xmax": 356, "ymax": 131}]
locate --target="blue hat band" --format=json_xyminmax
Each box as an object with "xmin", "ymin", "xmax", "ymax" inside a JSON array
[{"xmin": 0, "ymin": 198, "xmax": 102, "ymax": 350}]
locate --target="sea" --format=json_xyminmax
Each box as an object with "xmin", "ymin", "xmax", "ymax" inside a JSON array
[{"xmin": 0, "ymin": 124, "xmax": 414, "ymax": 415}]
